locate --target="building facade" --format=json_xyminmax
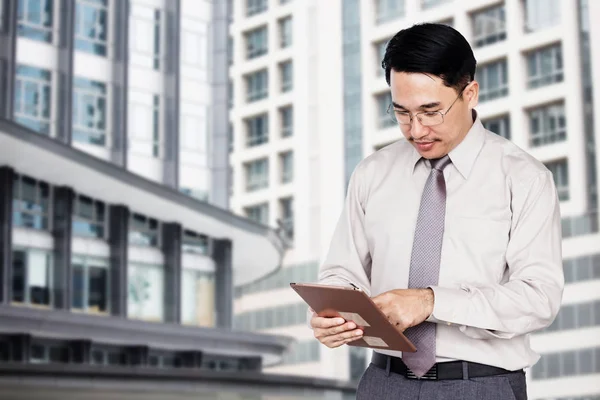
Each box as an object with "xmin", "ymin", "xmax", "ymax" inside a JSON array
[
  {"xmin": 0, "ymin": 1, "xmax": 361, "ymax": 398},
  {"xmin": 229, "ymin": 0, "xmax": 600, "ymax": 398}
]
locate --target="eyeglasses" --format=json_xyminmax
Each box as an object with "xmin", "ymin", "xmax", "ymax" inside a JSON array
[{"xmin": 386, "ymin": 86, "xmax": 468, "ymax": 127}]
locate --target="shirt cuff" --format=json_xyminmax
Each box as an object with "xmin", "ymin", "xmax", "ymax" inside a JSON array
[{"xmin": 427, "ymin": 285, "xmax": 466, "ymax": 327}]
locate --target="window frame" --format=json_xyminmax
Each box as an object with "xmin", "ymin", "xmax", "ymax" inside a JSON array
[
  {"xmin": 245, "ymin": 158, "xmax": 269, "ymax": 192},
  {"xmin": 526, "ymin": 44, "xmax": 563, "ymax": 89},
  {"xmin": 471, "ymin": 4, "xmax": 506, "ymax": 48},
  {"xmin": 128, "ymin": 212, "xmax": 161, "ymax": 247},
  {"xmin": 12, "ymin": 174, "xmax": 52, "ymax": 231},
  {"xmin": 72, "ymin": 194, "xmax": 107, "ymax": 239},
  {"xmin": 245, "ymin": 25, "xmax": 268, "ymax": 59},
  {"xmin": 72, "ymin": 76, "xmax": 108, "ymax": 146},
  {"xmin": 245, "ymin": 69, "xmax": 268, "ymax": 102},
  {"xmin": 14, "ymin": 64, "xmax": 53, "ymax": 136},
  {"xmin": 477, "ymin": 59, "xmax": 509, "ymax": 102},
  {"xmin": 74, "ymin": 0, "xmax": 109, "ymax": 56},
  {"xmin": 11, "ymin": 247, "xmax": 54, "ymax": 307},
  {"xmin": 528, "ymin": 102, "xmax": 566, "ymax": 147},
  {"xmin": 71, "ymin": 254, "xmax": 110, "ymax": 314},
  {"xmin": 17, "ymin": 0, "xmax": 55, "ymax": 43}
]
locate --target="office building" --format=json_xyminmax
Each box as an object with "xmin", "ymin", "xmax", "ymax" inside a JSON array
[
  {"xmin": 0, "ymin": 0, "xmax": 357, "ymax": 398},
  {"xmin": 230, "ymin": 0, "xmax": 600, "ymax": 397}
]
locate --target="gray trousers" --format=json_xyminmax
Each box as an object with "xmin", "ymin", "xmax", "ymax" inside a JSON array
[{"xmin": 356, "ymin": 363, "xmax": 527, "ymax": 400}]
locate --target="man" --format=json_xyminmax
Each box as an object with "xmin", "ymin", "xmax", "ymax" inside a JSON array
[{"xmin": 310, "ymin": 23, "xmax": 564, "ymax": 399}]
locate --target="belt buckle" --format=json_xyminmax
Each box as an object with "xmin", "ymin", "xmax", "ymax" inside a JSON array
[{"xmin": 406, "ymin": 364, "xmax": 438, "ymax": 380}]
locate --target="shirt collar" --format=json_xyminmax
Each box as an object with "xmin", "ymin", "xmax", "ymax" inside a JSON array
[{"xmin": 411, "ymin": 110, "xmax": 486, "ymax": 179}]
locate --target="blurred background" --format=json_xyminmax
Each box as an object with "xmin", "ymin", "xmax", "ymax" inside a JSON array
[{"xmin": 0, "ymin": 0, "xmax": 598, "ymax": 399}]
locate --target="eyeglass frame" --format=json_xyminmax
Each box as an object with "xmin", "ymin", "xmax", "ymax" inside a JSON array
[{"xmin": 386, "ymin": 84, "xmax": 470, "ymax": 127}]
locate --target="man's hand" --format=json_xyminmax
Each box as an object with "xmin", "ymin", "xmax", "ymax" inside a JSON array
[
  {"xmin": 372, "ymin": 288, "xmax": 435, "ymax": 332},
  {"xmin": 310, "ymin": 312, "xmax": 364, "ymax": 348}
]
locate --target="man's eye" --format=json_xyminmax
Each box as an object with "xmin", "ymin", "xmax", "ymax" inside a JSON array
[{"xmin": 423, "ymin": 112, "xmax": 439, "ymax": 117}]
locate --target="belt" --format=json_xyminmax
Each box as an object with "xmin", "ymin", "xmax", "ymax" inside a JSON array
[{"xmin": 371, "ymin": 352, "xmax": 522, "ymax": 381}]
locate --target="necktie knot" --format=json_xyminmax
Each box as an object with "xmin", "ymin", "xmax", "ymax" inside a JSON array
[{"xmin": 430, "ymin": 155, "xmax": 452, "ymax": 171}]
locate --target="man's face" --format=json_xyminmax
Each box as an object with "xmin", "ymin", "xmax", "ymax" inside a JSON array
[{"xmin": 389, "ymin": 71, "xmax": 478, "ymax": 159}]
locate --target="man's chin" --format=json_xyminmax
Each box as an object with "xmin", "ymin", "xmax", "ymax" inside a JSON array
[{"xmin": 413, "ymin": 141, "xmax": 443, "ymax": 158}]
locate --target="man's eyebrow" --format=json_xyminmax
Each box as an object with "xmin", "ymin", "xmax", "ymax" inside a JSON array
[{"xmin": 392, "ymin": 101, "xmax": 441, "ymax": 110}]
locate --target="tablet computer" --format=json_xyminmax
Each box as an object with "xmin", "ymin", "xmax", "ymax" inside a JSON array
[{"xmin": 290, "ymin": 282, "xmax": 416, "ymax": 352}]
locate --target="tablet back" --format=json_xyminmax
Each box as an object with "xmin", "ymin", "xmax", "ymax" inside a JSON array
[{"xmin": 291, "ymin": 282, "xmax": 416, "ymax": 352}]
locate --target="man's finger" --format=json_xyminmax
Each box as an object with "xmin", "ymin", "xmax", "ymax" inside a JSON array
[
  {"xmin": 329, "ymin": 330, "xmax": 364, "ymax": 347},
  {"xmin": 311, "ymin": 316, "xmax": 345, "ymax": 329},
  {"xmin": 326, "ymin": 321, "xmax": 356, "ymax": 336}
]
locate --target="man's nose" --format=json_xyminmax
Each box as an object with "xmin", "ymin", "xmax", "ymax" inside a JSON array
[{"xmin": 410, "ymin": 117, "xmax": 429, "ymax": 140}]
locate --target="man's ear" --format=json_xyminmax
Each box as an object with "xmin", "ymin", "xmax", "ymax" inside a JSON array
[{"xmin": 464, "ymin": 80, "xmax": 479, "ymax": 109}]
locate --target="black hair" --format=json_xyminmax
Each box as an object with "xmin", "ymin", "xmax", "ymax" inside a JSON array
[{"xmin": 382, "ymin": 23, "xmax": 476, "ymax": 93}]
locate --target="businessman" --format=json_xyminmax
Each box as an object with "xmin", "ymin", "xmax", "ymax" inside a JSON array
[{"xmin": 310, "ymin": 23, "xmax": 564, "ymax": 399}]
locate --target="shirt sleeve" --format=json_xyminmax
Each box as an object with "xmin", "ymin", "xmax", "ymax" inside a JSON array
[
  {"xmin": 428, "ymin": 171, "xmax": 564, "ymax": 339},
  {"xmin": 306, "ymin": 165, "xmax": 373, "ymax": 329},
  {"xmin": 317, "ymin": 164, "xmax": 372, "ymax": 294}
]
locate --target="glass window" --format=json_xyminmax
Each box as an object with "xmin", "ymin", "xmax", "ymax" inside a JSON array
[
  {"xmin": 529, "ymin": 103, "xmax": 566, "ymax": 147},
  {"xmin": 245, "ymin": 113, "xmax": 268, "ymax": 147},
  {"xmin": 350, "ymin": 346, "xmax": 367, "ymax": 381},
  {"xmin": 12, "ymin": 249, "xmax": 52, "ymax": 307},
  {"xmin": 128, "ymin": 263, "xmax": 164, "ymax": 321},
  {"xmin": 578, "ymin": 348, "xmax": 593, "ymax": 374},
  {"xmin": 71, "ymin": 255, "xmax": 109, "ymax": 313},
  {"xmin": 18, "ymin": 0, "xmax": 54, "ymax": 42},
  {"xmin": 227, "ymin": 36, "xmax": 233, "ymax": 66},
  {"xmin": 561, "ymin": 351, "xmax": 577, "ymax": 376},
  {"xmin": 421, "ymin": 0, "xmax": 451, "ymax": 9},
  {"xmin": 280, "ymin": 60, "xmax": 293, "ymax": 92},
  {"xmin": 75, "ymin": 0, "xmax": 108, "ymax": 56},
  {"xmin": 531, "ymin": 353, "xmax": 546, "ymax": 379},
  {"xmin": 527, "ymin": 44, "xmax": 563, "ymax": 89},
  {"xmin": 544, "ymin": 159, "xmax": 569, "ymax": 201},
  {"xmin": 279, "ymin": 197, "xmax": 294, "ymax": 240},
  {"xmin": 181, "ymin": 269, "xmax": 215, "ymax": 327},
  {"xmin": 14, "ymin": 64, "xmax": 52, "ymax": 135},
  {"xmin": 182, "ymin": 230, "xmax": 208, "ymax": 254},
  {"xmin": 245, "ymin": 25, "xmax": 268, "ymax": 59},
  {"xmin": 245, "ymin": 158, "xmax": 269, "ymax": 192},
  {"xmin": 593, "ymin": 255, "xmax": 600, "ymax": 279},
  {"xmin": 524, "ymin": 0, "xmax": 560, "ymax": 32},
  {"xmin": 376, "ymin": 92, "xmax": 395, "ymax": 129},
  {"xmin": 244, "ymin": 203, "xmax": 269, "ymax": 225},
  {"xmin": 129, "ymin": 5, "xmax": 161, "ymax": 70},
  {"xmin": 246, "ymin": 0, "xmax": 267, "ymax": 16},
  {"xmin": 181, "ymin": 27, "xmax": 208, "ymax": 69},
  {"xmin": 245, "ymin": 69, "xmax": 268, "ymax": 102},
  {"xmin": 280, "ymin": 106, "xmax": 293, "ymax": 137},
  {"xmin": 72, "ymin": 194, "xmax": 106, "ymax": 239},
  {"xmin": 375, "ymin": 40, "xmax": 389, "ymax": 76},
  {"xmin": 129, "ymin": 212, "xmax": 160, "ymax": 247},
  {"xmin": 376, "ymin": 0, "xmax": 404, "ymax": 24},
  {"xmin": 483, "ymin": 115, "xmax": 511, "ymax": 140},
  {"xmin": 558, "ymin": 303, "xmax": 575, "ymax": 330},
  {"xmin": 12, "ymin": 175, "xmax": 51, "ymax": 230},
  {"xmin": 30, "ymin": 343, "xmax": 47, "ymax": 363},
  {"xmin": 577, "ymin": 302, "xmax": 593, "ymax": 328},
  {"xmin": 280, "ymin": 151, "xmax": 293, "ymax": 184},
  {"xmin": 129, "ymin": 91, "xmax": 161, "ymax": 158},
  {"xmin": 546, "ymin": 352, "xmax": 561, "ymax": 378},
  {"xmin": 575, "ymin": 255, "xmax": 592, "ymax": 281},
  {"xmin": 477, "ymin": 59, "xmax": 508, "ymax": 102},
  {"xmin": 72, "ymin": 77, "xmax": 107, "ymax": 146},
  {"xmin": 472, "ymin": 4, "xmax": 506, "ymax": 48},
  {"xmin": 279, "ymin": 16, "xmax": 292, "ymax": 48}
]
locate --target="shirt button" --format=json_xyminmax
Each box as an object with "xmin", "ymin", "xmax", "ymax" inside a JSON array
[{"xmin": 447, "ymin": 322, "xmax": 452, "ymax": 326}]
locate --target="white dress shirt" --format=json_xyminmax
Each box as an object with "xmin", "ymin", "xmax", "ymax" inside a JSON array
[{"xmin": 317, "ymin": 116, "xmax": 564, "ymax": 371}]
